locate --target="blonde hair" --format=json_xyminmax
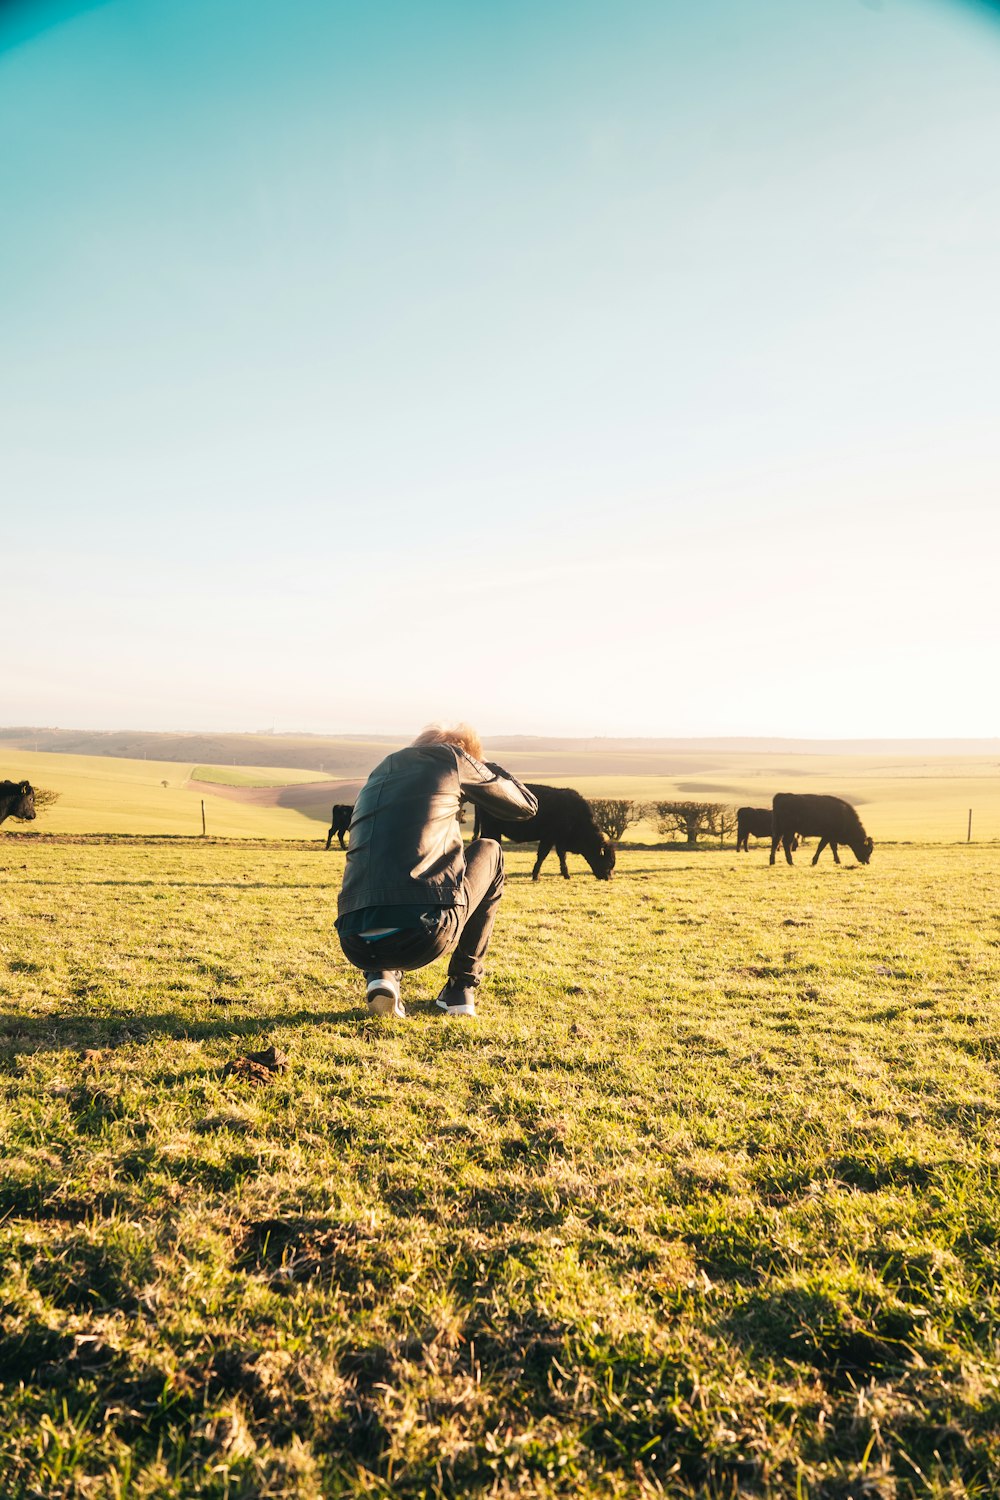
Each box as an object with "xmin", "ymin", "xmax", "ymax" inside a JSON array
[{"xmin": 412, "ymin": 721, "xmax": 484, "ymax": 761}]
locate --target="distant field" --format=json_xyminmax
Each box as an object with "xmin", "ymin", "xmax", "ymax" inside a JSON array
[
  {"xmin": 5, "ymin": 725, "xmax": 999, "ymax": 774},
  {"xmin": 191, "ymin": 765, "xmax": 329, "ymax": 789},
  {"xmin": 1, "ymin": 839, "xmax": 998, "ymax": 1495},
  {"xmin": 3, "ymin": 744, "xmax": 998, "ymax": 843},
  {"xmin": 0, "ymin": 750, "xmax": 330, "ymax": 839},
  {"xmin": 0, "ymin": 727, "xmax": 396, "ymax": 779},
  {"xmin": 530, "ymin": 757, "xmax": 1000, "ymax": 844}
]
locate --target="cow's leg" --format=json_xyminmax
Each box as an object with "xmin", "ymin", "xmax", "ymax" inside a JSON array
[
  {"xmin": 532, "ymin": 840, "xmax": 553, "ymax": 881},
  {"xmin": 783, "ymin": 834, "xmax": 795, "ymax": 866},
  {"xmin": 325, "ymin": 828, "xmax": 334, "ymax": 850},
  {"xmin": 557, "ymin": 845, "xmax": 570, "ymax": 879},
  {"xmin": 769, "ymin": 834, "xmax": 780, "ymax": 865},
  {"xmin": 811, "ymin": 837, "xmax": 828, "ymax": 865},
  {"xmin": 830, "ymin": 842, "xmax": 840, "ymax": 865},
  {"xmin": 338, "ymin": 830, "xmax": 347, "ymax": 850}
]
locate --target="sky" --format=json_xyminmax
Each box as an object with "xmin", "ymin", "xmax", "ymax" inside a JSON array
[{"xmin": 2, "ymin": 0, "xmax": 998, "ymax": 739}]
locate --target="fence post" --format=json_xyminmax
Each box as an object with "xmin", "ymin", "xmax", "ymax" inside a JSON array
[
  {"xmin": 201, "ymin": 800, "xmax": 206, "ymax": 837},
  {"xmin": 968, "ymin": 808, "xmax": 972, "ymax": 843}
]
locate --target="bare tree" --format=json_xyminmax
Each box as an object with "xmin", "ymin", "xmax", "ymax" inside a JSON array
[
  {"xmin": 708, "ymin": 804, "xmax": 739, "ymax": 846},
  {"xmin": 31, "ymin": 788, "xmax": 60, "ymax": 814},
  {"xmin": 588, "ymin": 798, "xmax": 639, "ymax": 842},
  {"xmin": 654, "ymin": 800, "xmax": 733, "ymax": 847}
]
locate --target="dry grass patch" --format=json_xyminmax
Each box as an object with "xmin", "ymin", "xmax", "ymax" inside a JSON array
[{"xmin": 0, "ymin": 840, "xmax": 998, "ymax": 1495}]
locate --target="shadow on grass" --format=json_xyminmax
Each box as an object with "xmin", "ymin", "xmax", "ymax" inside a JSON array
[
  {"xmin": 721, "ymin": 1281, "xmax": 922, "ymax": 1391},
  {"xmin": 0, "ymin": 1006, "xmax": 365, "ymax": 1053},
  {"xmin": 500, "ymin": 866, "xmax": 688, "ymax": 882},
  {"xmin": 22, "ymin": 879, "xmax": 335, "ymax": 890}
]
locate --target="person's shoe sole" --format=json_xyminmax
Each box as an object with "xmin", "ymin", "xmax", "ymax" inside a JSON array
[{"xmin": 367, "ymin": 985, "xmax": 404, "ymax": 1018}]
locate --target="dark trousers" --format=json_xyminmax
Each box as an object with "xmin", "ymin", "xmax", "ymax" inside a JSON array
[{"xmin": 338, "ymin": 839, "xmax": 504, "ymax": 988}]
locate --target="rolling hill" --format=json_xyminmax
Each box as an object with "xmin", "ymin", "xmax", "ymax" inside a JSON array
[{"xmin": 2, "ymin": 739, "xmax": 998, "ymax": 842}]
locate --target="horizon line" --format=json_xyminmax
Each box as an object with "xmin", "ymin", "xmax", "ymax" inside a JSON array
[{"xmin": 3, "ymin": 725, "xmax": 999, "ymax": 752}]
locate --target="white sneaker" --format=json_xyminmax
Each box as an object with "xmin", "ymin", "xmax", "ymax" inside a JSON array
[
  {"xmin": 435, "ymin": 983, "xmax": 477, "ymax": 1017},
  {"xmin": 367, "ymin": 975, "xmax": 405, "ymax": 1018}
]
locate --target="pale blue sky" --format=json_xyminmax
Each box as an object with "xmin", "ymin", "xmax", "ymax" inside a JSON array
[{"xmin": 2, "ymin": 0, "xmax": 998, "ymax": 737}]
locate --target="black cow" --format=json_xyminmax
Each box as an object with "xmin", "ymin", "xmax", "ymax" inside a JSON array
[
  {"xmin": 474, "ymin": 784, "xmax": 615, "ymax": 881},
  {"xmin": 736, "ymin": 806, "xmax": 772, "ymax": 852},
  {"xmin": 736, "ymin": 806, "xmax": 799, "ymax": 854},
  {"xmin": 0, "ymin": 780, "xmax": 35, "ymax": 826},
  {"xmin": 325, "ymin": 804, "xmax": 353, "ymax": 850},
  {"xmin": 770, "ymin": 792, "xmax": 873, "ymax": 867}
]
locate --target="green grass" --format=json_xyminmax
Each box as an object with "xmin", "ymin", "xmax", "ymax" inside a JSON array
[
  {"xmin": 190, "ymin": 767, "xmax": 330, "ymax": 790},
  {"xmin": 1, "ymin": 839, "xmax": 999, "ymax": 1496}
]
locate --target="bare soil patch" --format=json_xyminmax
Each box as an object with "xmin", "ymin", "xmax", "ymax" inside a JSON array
[{"xmin": 186, "ymin": 777, "xmax": 363, "ymax": 809}]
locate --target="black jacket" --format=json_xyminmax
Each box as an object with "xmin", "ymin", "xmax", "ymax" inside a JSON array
[{"xmin": 337, "ymin": 744, "xmax": 537, "ymax": 917}]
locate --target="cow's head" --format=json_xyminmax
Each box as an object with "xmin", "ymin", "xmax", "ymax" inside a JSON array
[
  {"xmin": 15, "ymin": 782, "xmax": 36, "ymax": 820},
  {"xmin": 853, "ymin": 835, "xmax": 874, "ymax": 865},
  {"xmin": 585, "ymin": 833, "xmax": 616, "ymax": 881}
]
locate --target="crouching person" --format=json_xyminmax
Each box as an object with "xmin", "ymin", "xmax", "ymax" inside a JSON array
[{"xmin": 336, "ymin": 723, "xmax": 537, "ymax": 1019}]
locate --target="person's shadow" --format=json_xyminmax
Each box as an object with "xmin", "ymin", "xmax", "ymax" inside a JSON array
[{"xmin": 0, "ymin": 1003, "xmax": 365, "ymax": 1056}]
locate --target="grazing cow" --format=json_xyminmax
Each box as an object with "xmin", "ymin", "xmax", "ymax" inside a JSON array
[
  {"xmin": 736, "ymin": 806, "xmax": 772, "ymax": 852},
  {"xmin": 736, "ymin": 806, "xmax": 799, "ymax": 853},
  {"xmin": 770, "ymin": 792, "xmax": 873, "ymax": 867},
  {"xmin": 325, "ymin": 804, "xmax": 353, "ymax": 850},
  {"xmin": 0, "ymin": 780, "xmax": 35, "ymax": 825},
  {"xmin": 474, "ymin": 784, "xmax": 615, "ymax": 881}
]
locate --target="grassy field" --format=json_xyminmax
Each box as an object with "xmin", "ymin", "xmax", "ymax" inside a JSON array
[
  {"xmin": 190, "ymin": 768, "xmax": 329, "ymax": 790},
  {"xmin": 4, "ymin": 746, "xmax": 1000, "ymax": 844},
  {"xmin": 0, "ymin": 752, "xmax": 335, "ymax": 840},
  {"xmin": 524, "ymin": 757, "xmax": 1000, "ymax": 845},
  {"xmin": 1, "ymin": 838, "xmax": 999, "ymax": 1497}
]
